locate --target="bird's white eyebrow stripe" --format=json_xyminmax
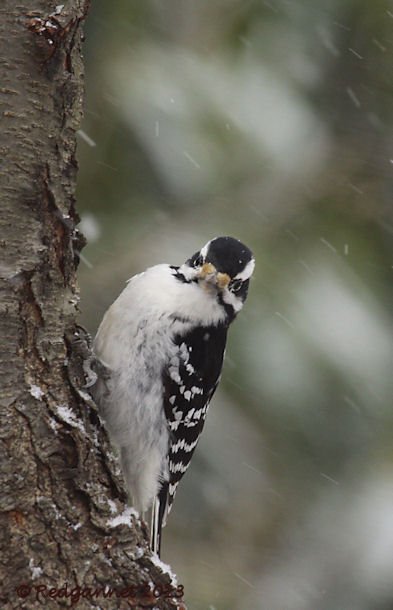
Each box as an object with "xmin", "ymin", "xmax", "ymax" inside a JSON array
[
  {"xmin": 234, "ymin": 258, "xmax": 255, "ymax": 281},
  {"xmin": 200, "ymin": 240, "xmax": 212, "ymax": 260}
]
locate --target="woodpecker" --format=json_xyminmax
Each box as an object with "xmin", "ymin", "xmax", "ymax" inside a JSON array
[{"xmin": 92, "ymin": 236, "xmax": 255, "ymax": 555}]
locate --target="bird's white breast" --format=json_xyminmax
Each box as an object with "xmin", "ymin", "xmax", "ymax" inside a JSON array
[{"xmin": 92, "ymin": 264, "xmax": 226, "ymax": 511}]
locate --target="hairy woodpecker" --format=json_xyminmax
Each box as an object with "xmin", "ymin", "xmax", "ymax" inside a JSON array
[{"xmin": 93, "ymin": 236, "xmax": 255, "ymax": 555}]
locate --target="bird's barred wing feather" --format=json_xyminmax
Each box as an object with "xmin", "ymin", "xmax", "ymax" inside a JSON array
[{"xmin": 155, "ymin": 323, "xmax": 227, "ymax": 534}]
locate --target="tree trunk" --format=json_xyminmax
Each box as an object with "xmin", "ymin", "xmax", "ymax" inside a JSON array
[{"xmin": 0, "ymin": 2, "xmax": 183, "ymax": 608}]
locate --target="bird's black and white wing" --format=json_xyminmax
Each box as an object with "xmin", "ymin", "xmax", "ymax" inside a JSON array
[{"xmin": 150, "ymin": 322, "xmax": 227, "ymax": 555}]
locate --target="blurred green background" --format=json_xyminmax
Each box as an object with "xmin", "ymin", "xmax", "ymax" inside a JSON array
[{"xmin": 77, "ymin": 1, "xmax": 393, "ymax": 608}]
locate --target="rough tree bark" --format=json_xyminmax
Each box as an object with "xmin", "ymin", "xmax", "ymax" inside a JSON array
[{"xmin": 0, "ymin": 2, "xmax": 183, "ymax": 608}]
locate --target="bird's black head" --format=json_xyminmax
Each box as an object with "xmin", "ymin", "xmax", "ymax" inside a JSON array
[
  {"xmin": 184, "ymin": 236, "xmax": 255, "ymax": 320},
  {"xmin": 199, "ymin": 236, "xmax": 253, "ymax": 277}
]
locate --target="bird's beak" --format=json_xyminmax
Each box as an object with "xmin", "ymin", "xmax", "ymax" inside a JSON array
[
  {"xmin": 198, "ymin": 263, "xmax": 216, "ymax": 279},
  {"xmin": 197, "ymin": 263, "xmax": 230, "ymax": 290}
]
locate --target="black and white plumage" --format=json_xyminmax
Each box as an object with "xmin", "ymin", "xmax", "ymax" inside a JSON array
[{"xmin": 92, "ymin": 236, "xmax": 255, "ymax": 555}]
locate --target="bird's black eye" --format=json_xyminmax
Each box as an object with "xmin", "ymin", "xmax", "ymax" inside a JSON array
[
  {"xmin": 193, "ymin": 254, "xmax": 203, "ymax": 268},
  {"xmin": 230, "ymin": 279, "xmax": 243, "ymax": 292}
]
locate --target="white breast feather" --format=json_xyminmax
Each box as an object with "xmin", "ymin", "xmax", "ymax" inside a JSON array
[{"xmin": 93, "ymin": 264, "xmax": 226, "ymax": 513}]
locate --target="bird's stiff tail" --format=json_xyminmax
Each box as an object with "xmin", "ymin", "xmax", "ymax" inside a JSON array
[{"xmin": 150, "ymin": 483, "xmax": 168, "ymax": 557}]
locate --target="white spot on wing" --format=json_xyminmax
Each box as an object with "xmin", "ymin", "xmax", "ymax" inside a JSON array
[
  {"xmin": 170, "ymin": 461, "xmax": 188, "ymax": 473},
  {"xmin": 191, "ymin": 386, "xmax": 203, "ymax": 395},
  {"xmin": 170, "ymin": 370, "xmax": 181, "ymax": 384}
]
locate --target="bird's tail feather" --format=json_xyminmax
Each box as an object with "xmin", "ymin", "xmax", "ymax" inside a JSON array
[{"xmin": 150, "ymin": 484, "xmax": 168, "ymax": 556}]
